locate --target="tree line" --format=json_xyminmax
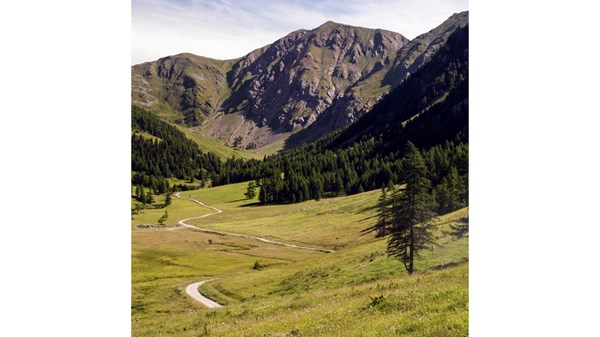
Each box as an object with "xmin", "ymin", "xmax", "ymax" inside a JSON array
[{"xmin": 131, "ymin": 25, "xmax": 469, "ymax": 212}]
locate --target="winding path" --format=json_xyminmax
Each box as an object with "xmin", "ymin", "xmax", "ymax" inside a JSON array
[
  {"xmin": 173, "ymin": 192, "xmax": 335, "ymax": 308},
  {"xmin": 171, "ymin": 193, "xmax": 335, "ymax": 253},
  {"xmin": 185, "ymin": 280, "xmax": 223, "ymax": 308}
]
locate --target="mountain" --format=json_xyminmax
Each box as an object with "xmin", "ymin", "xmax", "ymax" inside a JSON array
[
  {"xmin": 208, "ymin": 22, "xmax": 407, "ymax": 146},
  {"xmin": 131, "ymin": 23, "xmax": 469, "ymax": 206},
  {"xmin": 286, "ymin": 11, "xmax": 468, "ymax": 147},
  {"xmin": 324, "ymin": 23, "xmax": 469, "ymax": 153},
  {"xmin": 131, "ymin": 12, "xmax": 468, "ymax": 151},
  {"xmin": 132, "ymin": 54, "xmax": 236, "ymax": 125},
  {"xmin": 251, "ymin": 24, "xmax": 469, "ymax": 203}
]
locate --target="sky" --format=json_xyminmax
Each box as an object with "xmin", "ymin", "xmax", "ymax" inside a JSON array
[{"xmin": 132, "ymin": 0, "xmax": 468, "ymax": 65}]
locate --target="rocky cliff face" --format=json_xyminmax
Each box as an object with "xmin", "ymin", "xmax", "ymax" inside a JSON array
[
  {"xmin": 131, "ymin": 12, "xmax": 468, "ymax": 149},
  {"xmin": 221, "ymin": 22, "xmax": 407, "ymax": 132},
  {"xmin": 288, "ymin": 12, "xmax": 469, "ymax": 146}
]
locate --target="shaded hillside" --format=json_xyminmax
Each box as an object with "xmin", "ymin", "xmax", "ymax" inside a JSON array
[
  {"xmin": 284, "ymin": 11, "xmax": 468, "ymax": 148},
  {"xmin": 324, "ymin": 24, "xmax": 469, "ymax": 154},
  {"xmin": 253, "ymin": 25, "xmax": 469, "ymax": 204},
  {"xmin": 131, "ymin": 106, "xmax": 264, "ymax": 190}
]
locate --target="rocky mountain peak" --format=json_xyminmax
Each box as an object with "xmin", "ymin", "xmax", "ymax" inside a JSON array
[{"xmin": 131, "ymin": 12, "xmax": 468, "ymax": 149}]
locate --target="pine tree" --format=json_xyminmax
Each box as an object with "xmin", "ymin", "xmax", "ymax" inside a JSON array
[
  {"xmin": 146, "ymin": 190, "xmax": 155, "ymax": 204},
  {"xmin": 165, "ymin": 193, "xmax": 172, "ymax": 207},
  {"xmin": 244, "ymin": 181, "xmax": 257, "ymax": 199},
  {"xmin": 140, "ymin": 186, "xmax": 146, "ymax": 205},
  {"xmin": 433, "ymin": 166, "xmax": 462, "ymax": 214},
  {"xmin": 135, "ymin": 185, "xmax": 141, "ymax": 200},
  {"xmin": 387, "ymin": 141, "xmax": 436, "ymax": 275},
  {"xmin": 258, "ymin": 184, "xmax": 266, "ymax": 204}
]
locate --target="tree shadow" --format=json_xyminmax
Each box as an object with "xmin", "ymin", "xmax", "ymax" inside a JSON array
[
  {"xmin": 227, "ymin": 198, "xmax": 248, "ymax": 203},
  {"xmin": 358, "ymin": 204, "xmax": 379, "ymax": 213},
  {"xmin": 239, "ymin": 202, "xmax": 262, "ymax": 208},
  {"xmin": 360, "ymin": 223, "xmax": 388, "ymax": 238},
  {"xmin": 447, "ymin": 217, "xmax": 469, "ymax": 239},
  {"xmin": 431, "ymin": 258, "xmax": 468, "ymax": 271}
]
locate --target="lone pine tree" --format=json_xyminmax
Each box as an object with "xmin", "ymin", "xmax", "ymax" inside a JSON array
[
  {"xmin": 387, "ymin": 141, "xmax": 436, "ymax": 275},
  {"xmin": 244, "ymin": 181, "xmax": 257, "ymax": 199}
]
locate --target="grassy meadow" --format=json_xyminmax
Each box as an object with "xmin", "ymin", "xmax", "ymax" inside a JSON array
[{"xmin": 132, "ymin": 182, "xmax": 468, "ymax": 336}]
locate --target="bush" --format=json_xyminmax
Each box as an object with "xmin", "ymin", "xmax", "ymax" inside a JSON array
[{"xmin": 368, "ymin": 294, "xmax": 385, "ymax": 307}]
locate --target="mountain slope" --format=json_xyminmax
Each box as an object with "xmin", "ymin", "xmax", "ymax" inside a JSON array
[
  {"xmin": 132, "ymin": 54, "xmax": 237, "ymax": 126},
  {"xmin": 131, "ymin": 12, "xmax": 468, "ymax": 151},
  {"xmin": 192, "ymin": 21, "xmax": 409, "ymax": 149},
  {"xmin": 284, "ymin": 12, "xmax": 468, "ymax": 148},
  {"xmin": 323, "ymin": 24, "xmax": 469, "ymax": 154}
]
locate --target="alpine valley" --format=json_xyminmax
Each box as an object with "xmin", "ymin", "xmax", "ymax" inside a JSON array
[{"xmin": 132, "ymin": 11, "xmax": 469, "ymax": 337}]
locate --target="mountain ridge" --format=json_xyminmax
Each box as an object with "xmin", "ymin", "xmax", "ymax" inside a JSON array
[{"xmin": 131, "ymin": 12, "xmax": 468, "ymax": 151}]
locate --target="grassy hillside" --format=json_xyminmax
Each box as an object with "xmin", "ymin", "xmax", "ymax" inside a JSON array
[
  {"xmin": 132, "ymin": 182, "xmax": 468, "ymax": 336},
  {"xmin": 176, "ymin": 125, "xmax": 265, "ymax": 160},
  {"xmin": 132, "ymin": 54, "xmax": 237, "ymax": 126}
]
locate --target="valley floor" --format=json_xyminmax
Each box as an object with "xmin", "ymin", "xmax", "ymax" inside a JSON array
[{"xmin": 131, "ymin": 182, "xmax": 468, "ymax": 336}]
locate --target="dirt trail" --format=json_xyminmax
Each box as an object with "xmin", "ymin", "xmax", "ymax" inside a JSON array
[
  {"xmin": 171, "ymin": 193, "xmax": 335, "ymax": 253},
  {"xmin": 185, "ymin": 280, "xmax": 223, "ymax": 309},
  {"xmin": 171, "ymin": 192, "xmax": 335, "ymax": 308}
]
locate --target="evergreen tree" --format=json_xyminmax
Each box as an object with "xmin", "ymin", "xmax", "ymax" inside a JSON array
[
  {"xmin": 433, "ymin": 166, "xmax": 462, "ymax": 214},
  {"xmin": 165, "ymin": 193, "xmax": 172, "ymax": 207},
  {"xmin": 140, "ymin": 187, "xmax": 146, "ymax": 205},
  {"xmin": 146, "ymin": 191, "xmax": 154, "ymax": 204},
  {"xmin": 258, "ymin": 184, "xmax": 266, "ymax": 204},
  {"xmin": 387, "ymin": 142, "xmax": 436, "ymax": 275},
  {"xmin": 135, "ymin": 185, "xmax": 141, "ymax": 200},
  {"xmin": 244, "ymin": 181, "xmax": 257, "ymax": 199},
  {"xmin": 334, "ymin": 175, "xmax": 345, "ymax": 195}
]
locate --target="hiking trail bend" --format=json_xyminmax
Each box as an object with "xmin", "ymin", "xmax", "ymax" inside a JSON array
[{"xmin": 171, "ymin": 192, "xmax": 335, "ymax": 308}]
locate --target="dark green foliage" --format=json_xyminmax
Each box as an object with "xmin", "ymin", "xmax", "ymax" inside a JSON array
[
  {"xmin": 253, "ymin": 25, "xmax": 468, "ymax": 205},
  {"xmin": 158, "ymin": 210, "xmax": 168, "ymax": 225},
  {"xmin": 326, "ymin": 25, "xmax": 469, "ymax": 153},
  {"xmin": 232, "ymin": 136, "xmax": 242, "ymax": 148},
  {"xmin": 387, "ymin": 142, "xmax": 436, "ymax": 275},
  {"xmin": 132, "ymin": 106, "xmax": 263, "ymax": 190},
  {"xmin": 433, "ymin": 166, "xmax": 463, "ymax": 214},
  {"xmin": 146, "ymin": 191, "xmax": 155, "ymax": 204},
  {"xmin": 244, "ymin": 181, "xmax": 257, "ymax": 199},
  {"xmin": 131, "ymin": 26, "xmax": 469, "ymax": 209},
  {"xmin": 132, "ymin": 105, "xmax": 221, "ymax": 184}
]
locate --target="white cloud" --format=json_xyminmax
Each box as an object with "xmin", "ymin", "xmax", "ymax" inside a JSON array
[{"xmin": 132, "ymin": 0, "xmax": 468, "ymax": 65}]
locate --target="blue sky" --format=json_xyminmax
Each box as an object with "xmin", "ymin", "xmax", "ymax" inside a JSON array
[{"xmin": 132, "ymin": 0, "xmax": 468, "ymax": 65}]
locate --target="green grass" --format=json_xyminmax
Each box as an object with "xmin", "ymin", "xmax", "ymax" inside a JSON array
[
  {"xmin": 131, "ymin": 182, "xmax": 205, "ymax": 228},
  {"xmin": 132, "ymin": 182, "xmax": 468, "ymax": 336},
  {"xmin": 176, "ymin": 125, "xmax": 262, "ymax": 160},
  {"xmin": 131, "ymin": 130, "xmax": 162, "ymax": 142}
]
